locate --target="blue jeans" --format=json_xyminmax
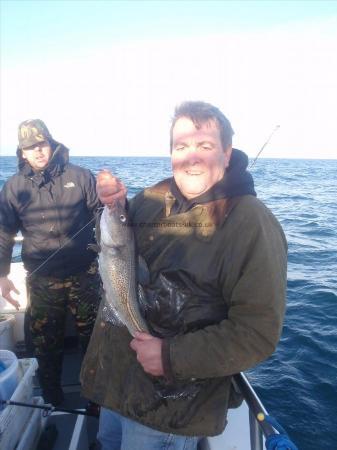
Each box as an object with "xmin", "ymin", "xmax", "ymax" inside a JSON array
[{"xmin": 97, "ymin": 407, "xmax": 201, "ymax": 450}]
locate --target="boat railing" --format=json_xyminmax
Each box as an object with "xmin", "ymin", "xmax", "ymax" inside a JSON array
[{"xmin": 233, "ymin": 373, "xmax": 277, "ymax": 450}]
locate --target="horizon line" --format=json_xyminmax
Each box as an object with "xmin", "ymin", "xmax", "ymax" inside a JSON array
[{"xmin": 1, "ymin": 154, "xmax": 337, "ymax": 161}]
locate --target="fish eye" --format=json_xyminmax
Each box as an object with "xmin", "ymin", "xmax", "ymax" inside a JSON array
[{"xmin": 119, "ymin": 214, "xmax": 127, "ymax": 223}]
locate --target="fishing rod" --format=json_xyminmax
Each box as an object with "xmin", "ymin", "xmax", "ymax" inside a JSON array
[
  {"xmin": 249, "ymin": 125, "xmax": 280, "ymax": 169},
  {"xmin": 0, "ymin": 398, "xmax": 99, "ymax": 418}
]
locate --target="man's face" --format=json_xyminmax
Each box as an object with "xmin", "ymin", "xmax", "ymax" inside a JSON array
[
  {"xmin": 22, "ymin": 141, "xmax": 52, "ymax": 171},
  {"xmin": 171, "ymin": 117, "xmax": 232, "ymax": 199}
]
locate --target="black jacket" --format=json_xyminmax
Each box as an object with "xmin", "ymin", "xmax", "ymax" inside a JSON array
[{"xmin": 0, "ymin": 143, "xmax": 100, "ymax": 278}]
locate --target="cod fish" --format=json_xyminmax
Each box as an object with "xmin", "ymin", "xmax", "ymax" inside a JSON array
[{"xmin": 98, "ymin": 203, "xmax": 149, "ymax": 336}]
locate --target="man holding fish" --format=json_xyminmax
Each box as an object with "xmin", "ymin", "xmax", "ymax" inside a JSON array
[{"xmin": 81, "ymin": 101, "xmax": 287, "ymax": 450}]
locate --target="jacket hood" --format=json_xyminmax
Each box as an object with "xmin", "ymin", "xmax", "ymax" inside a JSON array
[
  {"xmin": 170, "ymin": 148, "xmax": 256, "ymax": 214},
  {"xmin": 16, "ymin": 139, "xmax": 70, "ymax": 176}
]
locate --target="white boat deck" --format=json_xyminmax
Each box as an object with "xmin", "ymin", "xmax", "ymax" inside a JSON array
[{"xmin": 208, "ymin": 404, "xmax": 252, "ymax": 450}]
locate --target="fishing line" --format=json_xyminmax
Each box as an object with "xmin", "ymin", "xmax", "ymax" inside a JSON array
[
  {"xmin": 27, "ymin": 207, "xmax": 104, "ymax": 278},
  {"xmin": 249, "ymin": 125, "xmax": 280, "ymax": 169}
]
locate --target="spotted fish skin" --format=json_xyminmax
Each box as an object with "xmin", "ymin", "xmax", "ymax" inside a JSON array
[{"xmin": 98, "ymin": 203, "xmax": 148, "ymax": 336}]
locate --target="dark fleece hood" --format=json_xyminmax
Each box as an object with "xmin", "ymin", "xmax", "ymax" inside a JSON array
[
  {"xmin": 170, "ymin": 148, "xmax": 256, "ymax": 214},
  {"xmin": 16, "ymin": 139, "xmax": 70, "ymax": 181}
]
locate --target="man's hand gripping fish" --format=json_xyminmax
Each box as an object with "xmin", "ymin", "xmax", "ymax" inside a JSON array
[{"xmin": 99, "ymin": 203, "xmax": 149, "ymax": 336}]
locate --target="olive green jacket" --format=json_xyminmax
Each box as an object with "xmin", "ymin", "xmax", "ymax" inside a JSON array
[{"xmin": 81, "ymin": 180, "xmax": 287, "ymax": 436}]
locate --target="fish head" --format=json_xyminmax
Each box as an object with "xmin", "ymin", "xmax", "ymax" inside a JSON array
[{"xmin": 100, "ymin": 203, "xmax": 130, "ymax": 249}]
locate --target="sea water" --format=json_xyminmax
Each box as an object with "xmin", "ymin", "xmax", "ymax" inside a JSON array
[{"xmin": 1, "ymin": 156, "xmax": 336, "ymax": 450}]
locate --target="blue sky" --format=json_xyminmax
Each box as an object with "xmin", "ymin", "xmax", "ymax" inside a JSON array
[{"xmin": 1, "ymin": 0, "xmax": 337, "ymax": 158}]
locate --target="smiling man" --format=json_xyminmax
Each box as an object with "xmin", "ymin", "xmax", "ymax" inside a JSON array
[
  {"xmin": 171, "ymin": 114, "xmax": 232, "ymax": 199},
  {"xmin": 81, "ymin": 101, "xmax": 288, "ymax": 450},
  {"xmin": 0, "ymin": 119, "xmax": 102, "ymax": 406}
]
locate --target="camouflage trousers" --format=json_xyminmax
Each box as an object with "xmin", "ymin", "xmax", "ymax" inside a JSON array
[{"xmin": 25, "ymin": 260, "xmax": 102, "ymax": 392}]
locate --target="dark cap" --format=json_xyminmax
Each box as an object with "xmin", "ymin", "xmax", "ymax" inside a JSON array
[{"xmin": 18, "ymin": 119, "xmax": 52, "ymax": 149}]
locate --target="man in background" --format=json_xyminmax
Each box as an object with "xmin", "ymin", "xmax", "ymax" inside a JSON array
[
  {"xmin": 0, "ymin": 119, "xmax": 101, "ymax": 406},
  {"xmin": 81, "ymin": 101, "xmax": 287, "ymax": 450}
]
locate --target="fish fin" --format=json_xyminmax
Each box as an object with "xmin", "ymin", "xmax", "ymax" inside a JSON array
[
  {"xmin": 101, "ymin": 302, "xmax": 124, "ymax": 327},
  {"xmin": 137, "ymin": 255, "xmax": 150, "ymax": 285},
  {"xmin": 87, "ymin": 243, "xmax": 101, "ymax": 253},
  {"xmin": 95, "ymin": 212, "xmax": 102, "ymax": 246},
  {"xmin": 137, "ymin": 284, "xmax": 149, "ymax": 315}
]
